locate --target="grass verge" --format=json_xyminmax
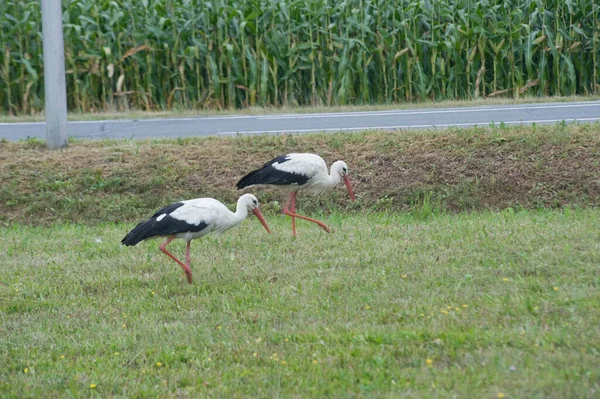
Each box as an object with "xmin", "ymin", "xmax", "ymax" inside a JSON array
[
  {"xmin": 2, "ymin": 123, "xmax": 600, "ymax": 226},
  {"xmin": 1, "ymin": 210, "xmax": 599, "ymax": 397},
  {"xmin": 1, "ymin": 96, "xmax": 599, "ymax": 123}
]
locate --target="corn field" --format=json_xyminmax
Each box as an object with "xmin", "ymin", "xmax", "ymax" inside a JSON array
[{"xmin": 1, "ymin": 0, "xmax": 599, "ymax": 114}]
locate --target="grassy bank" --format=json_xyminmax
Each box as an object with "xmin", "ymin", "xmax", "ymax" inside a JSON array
[
  {"xmin": 1, "ymin": 210, "xmax": 599, "ymax": 397},
  {"xmin": 2, "ymin": 123, "xmax": 600, "ymax": 226}
]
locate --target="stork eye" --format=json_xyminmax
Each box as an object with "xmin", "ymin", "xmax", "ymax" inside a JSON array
[{"xmin": 253, "ymin": 199, "xmax": 258, "ymax": 206}]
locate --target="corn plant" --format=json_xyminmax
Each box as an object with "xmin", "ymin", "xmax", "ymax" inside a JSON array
[{"xmin": 0, "ymin": 0, "xmax": 598, "ymax": 114}]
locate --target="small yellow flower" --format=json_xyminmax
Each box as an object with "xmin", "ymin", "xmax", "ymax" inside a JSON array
[
  {"xmin": 498, "ymin": 393, "xmax": 505, "ymax": 398},
  {"xmin": 455, "ymin": 307, "xmax": 461, "ymax": 311},
  {"xmin": 420, "ymin": 313, "xmax": 425, "ymax": 317},
  {"xmin": 24, "ymin": 368, "xmax": 29, "ymax": 373},
  {"xmin": 312, "ymin": 360, "xmax": 319, "ymax": 364},
  {"xmin": 156, "ymin": 362, "xmax": 163, "ymax": 367},
  {"xmin": 60, "ymin": 355, "xmax": 65, "ymax": 359},
  {"xmin": 426, "ymin": 358, "xmax": 433, "ymax": 366},
  {"xmin": 151, "ymin": 291, "xmax": 155, "ymax": 295},
  {"xmin": 284, "ymin": 338, "xmax": 289, "ymax": 342},
  {"xmin": 142, "ymin": 369, "xmax": 146, "ymax": 374},
  {"xmin": 281, "ymin": 360, "xmax": 287, "ymax": 365},
  {"xmin": 122, "ymin": 324, "xmax": 126, "ymax": 328},
  {"xmin": 272, "ymin": 353, "xmax": 278, "ymax": 357},
  {"xmin": 252, "ymin": 352, "xmax": 258, "ymax": 357},
  {"xmin": 401, "ymin": 274, "xmax": 407, "ymax": 279},
  {"xmin": 114, "ymin": 352, "xmax": 119, "ymax": 355},
  {"xmin": 447, "ymin": 306, "xmax": 452, "ymax": 309},
  {"xmin": 366, "ymin": 305, "xmax": 371, "ymax": 309},
  {"xmin": 503, "ymin": 278, "xmax": 509, "ymax": 282},
  {"xmin": 207, "ymin": 357, "xmax": 211, "ymax": 361},
  {"xmin": 441, "ymin": 310, "xmax": 449, "ymax": 314},
  {"xmin": 462, "ymin": 304, "xmax": 468, "ymax": 308},
  {"xmin": 89, "ymin": 384, "xmax": 97, "ymax": 389},
  {"xmin": 553, "ymin": 286, "xmax": 558, "ymax": 291},
  {"xmin": 66, "ymin": 315, "xmax": 71, "ymax": 318},
  {"xmin": 217, "ymin": 325, "xmax": 221, "ymax": 330}
]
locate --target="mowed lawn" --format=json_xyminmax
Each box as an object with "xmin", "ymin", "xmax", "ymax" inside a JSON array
[{"xmin": 1, "ymin": 209, "xmax": 599, "ymax": 398}]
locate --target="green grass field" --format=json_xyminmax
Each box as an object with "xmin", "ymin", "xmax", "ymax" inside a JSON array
[{"xmin": 2, "ymin": 209, "xmax": 599, "ymax": 398}]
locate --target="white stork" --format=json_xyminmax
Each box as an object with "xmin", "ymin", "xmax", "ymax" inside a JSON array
[
  {"xmin": 121, "ymin": 194, "xmax": 271, "ymax": 284},
  {"xmin": 236, "ymin": 153, "xmax": 355, "ymax": 236}
]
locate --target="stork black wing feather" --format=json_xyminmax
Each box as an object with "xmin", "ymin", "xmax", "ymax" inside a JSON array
[
  {"xmin": 121, "ymin": 201, "xmax": 208, "ymax": 246},
  {"xmin": 236, "ymin": 155, "xmax": 309, "ymax": 189},
  {"xmin": 150, "ymin": 202, "xmax": 185, "ymax": 218},
  {"xmin": 121, "ymin": 215, "xmax": 209, "ymax": 246},
  {"xmin": 259, "ymin": 155, "xmax": 290, "ymax": 168}
]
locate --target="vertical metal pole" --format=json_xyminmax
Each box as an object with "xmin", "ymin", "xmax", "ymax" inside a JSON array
[{"xmin": 41, "ymin": 0, "xmax": 68, "ymax": 148}]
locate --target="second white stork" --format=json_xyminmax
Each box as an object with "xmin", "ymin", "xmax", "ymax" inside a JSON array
[
  {"xmin": 236, "ymin": 153, "xmax": 355, "ymax": 236},
  {"xmin": 121, "ymin": 194, "xmax": 271, "ymax": 284}
]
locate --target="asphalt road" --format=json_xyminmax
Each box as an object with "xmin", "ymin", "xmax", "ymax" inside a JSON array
[{"xmin": 2, "ymin": 101, "xmax": 600, "ymax": 141}]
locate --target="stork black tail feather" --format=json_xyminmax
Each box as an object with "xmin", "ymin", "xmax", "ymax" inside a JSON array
[
  {"xmin": 236, "ymin": 155, "xmax": 292, "ymax": 189},
  {"xmin": 236, "ymin": 169, "xmax": 263, "ymax": 190},
  {"xmin": 121, "ymin": 219, "xmax": 155, "ymax": 246}
]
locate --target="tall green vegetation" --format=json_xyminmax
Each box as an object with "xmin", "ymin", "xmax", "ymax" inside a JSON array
[{"xmin": 1, "ymin": 0, "xmax": 599, "ymax": 114}]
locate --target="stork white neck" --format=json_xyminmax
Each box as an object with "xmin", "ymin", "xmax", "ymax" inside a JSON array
[
  {"xmin": 326, "ymin": 160, "xmax": 348, "ymax": 187},
  {"xmin": 231, "ymin": 196, "xmax": 251, "ymax": 225},
  {"xmin": 327, "ymin": 166, "xmax": 342, "ymax": 186},
  {"xmin": 211, "ymin": 197, "xmax": 251, "ymax": 233}
]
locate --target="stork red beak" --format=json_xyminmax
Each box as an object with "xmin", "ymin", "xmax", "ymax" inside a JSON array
[
  {"xmin": 253, "ymin": 208, "xmax": 271, "ymax": 233},
  {"xmin": 343, "ymin": 175, "xmax": 356, "ymax": 201}
]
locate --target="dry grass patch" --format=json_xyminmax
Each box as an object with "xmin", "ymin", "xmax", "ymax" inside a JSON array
[{"xmin": 1, "ymin": 123, "xmax": 600, "ymax": 225}]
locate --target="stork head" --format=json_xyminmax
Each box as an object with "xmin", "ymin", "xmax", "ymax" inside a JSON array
[
  {"xmin": 238, "ymin": 194, "xmax": 271, "ymax": 233},
  {"xmin": 331, "ymin": 161, "xmax": 356, "ymax": 201}
]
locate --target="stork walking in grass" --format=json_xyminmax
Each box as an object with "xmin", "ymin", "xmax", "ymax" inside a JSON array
[
  {"xmin": 121, "ymin": 194, "xmax": 271, "ymax": 284},
  {"xmin": 236, "ymin": 153, "xmax": 355, "ymax": 236}
]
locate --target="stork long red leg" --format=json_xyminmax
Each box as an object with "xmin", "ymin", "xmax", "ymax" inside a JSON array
[
  {"xmin": 185, "ymin": 241, "xmax": 192, "ymax": 268},
  {"xmin": 290, "ymin": 192, "xmax": 297, "ymax": 236},
  {"xmin": 282, "ymin": 192, "xmax": 298, "ymax": 236},
  {"xmin": 159, "ymin": 236, "xmax": 193, "ymax": 284},
  {"xmin": 283, "ymin": 210, "xmax": 331, "ymax": 233},
  {"xmin": 283, "ymin": 191, "xmax": 331, "ymax": 234}
]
